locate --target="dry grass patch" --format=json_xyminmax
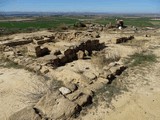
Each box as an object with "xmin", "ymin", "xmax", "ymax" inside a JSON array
[
  {"xmin": 126, "ymin": 52, "xmax": 157, "ymax": 67},
  {"xmin": 91, "ymin": 51, "xmax": 121, "ymax": 68}
]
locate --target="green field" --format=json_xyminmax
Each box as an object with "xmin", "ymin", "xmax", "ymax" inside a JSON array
[
  {"xmin": 0, "ymin": 16, "xmax": 80, "ymax": 36},
  {"xmin": 95, "ymin": 17, "xmax": 160, "ymax": 27},
  {"xmin": 0, "ymin": 17, "xmax": 79, "ymax": 29},
  {"xmin": 0, "ymin": 16, "xmax": 160, "ymax": 36}
]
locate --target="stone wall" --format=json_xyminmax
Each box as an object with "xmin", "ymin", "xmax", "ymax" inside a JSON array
[
  {"xmin": 116, "ymin": 36, "xmax": 134, "ymax": 44},
  {"xmin": 50, "ymin": 39, "xmax": 105, "ymax": 67}
]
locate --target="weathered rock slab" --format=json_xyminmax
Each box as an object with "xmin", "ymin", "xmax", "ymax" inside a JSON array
[
  {"xmin": 8, "ymin": 106, "xmax": 41, "ymax": 120},
  {"xmin": 35, "ymin": 92, "xmax": 81, "ymax": 120}
]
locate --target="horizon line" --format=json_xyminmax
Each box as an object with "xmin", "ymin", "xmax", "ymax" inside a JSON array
[{"xmin": 0, "ymin": 11, "xmax": 160, "ymax": 14}]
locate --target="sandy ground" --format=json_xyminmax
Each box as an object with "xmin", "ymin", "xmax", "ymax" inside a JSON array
[
  {"xmin": 0, "ymin": 68, "xmax": 44, "ymax": 119},
  {"xmin": 80, "ymin": 62, "xmax": 160, "ymax": 120},
  {"xmin": 80, "ymin": 34, "xmax": 160, "ymax": 120}
]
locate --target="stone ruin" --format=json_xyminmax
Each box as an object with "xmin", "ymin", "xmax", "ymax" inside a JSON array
[
  {"xmin": 50, "ymin": 40, "xmax": 105, "ymax": 67},
  {"xmin": 54, "ymin": 31, "xmax": 100, "ymax": 41},
  {"xmin": 1, "ymin": 35, "xmax": 55, "ymax": 47},
  {"xmin": 1, "ymin": 31, "xmax": 128, "ymax": 120},
  {"xmin": 27, "ymin": 44, "xmax": 50, "ymax": 57}
]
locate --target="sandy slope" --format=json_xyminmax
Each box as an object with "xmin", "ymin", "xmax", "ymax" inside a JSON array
[
  {"xmin": 0, "ymin": 68, "xmax": 43, "ymax": 119},
  {"xmin": 80, "ymin": 61, "xmax": 160, "ymax": 120}
]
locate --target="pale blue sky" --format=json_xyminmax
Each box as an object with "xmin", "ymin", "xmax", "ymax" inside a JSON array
[{"xmin": 0, "ymin": 0, "xmax": 160, "ymax": 13}]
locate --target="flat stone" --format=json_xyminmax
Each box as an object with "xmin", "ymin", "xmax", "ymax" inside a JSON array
[
  {"xmin": 59, "ymin": 87, "xmax": 72, "ymax": 95},
  {"xmin": 83, "ymin": 72, "xmax": 96, "ymax": 80}
]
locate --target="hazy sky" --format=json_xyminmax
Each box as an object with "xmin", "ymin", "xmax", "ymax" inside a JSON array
[{"xmin": 0, "ymin": 0, "xmax": 160, "ymax": 13}]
